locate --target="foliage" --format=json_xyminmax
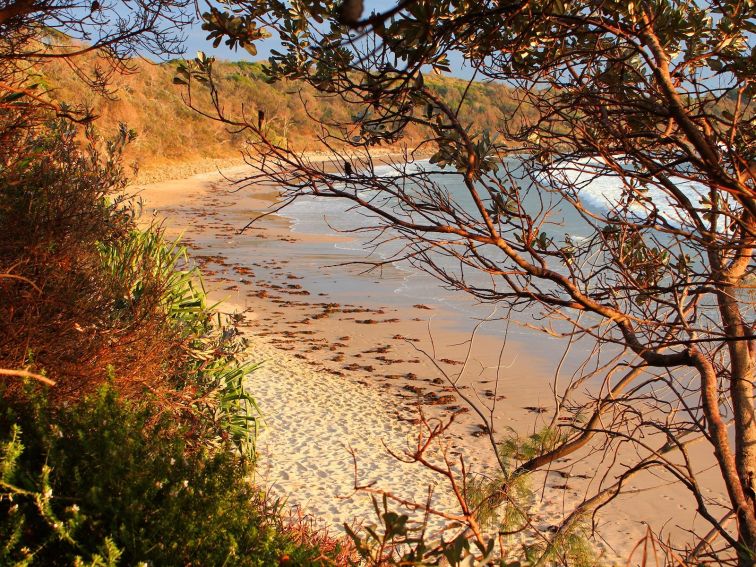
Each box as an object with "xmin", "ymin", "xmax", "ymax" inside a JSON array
[
  {"xmin": 340, "ymin": 422, "xmax": 595, "ymax": 565},
  {"xmin": 0, "ymin": 0, "xmax": 194, "ymax": 163},
  {"xmin": 97, "ymin": 227, "xmax": 261, "ymax": 454},
  {"xmin": 0, "ymin": 116, "xmax": 347, "ymax": 563},
  {"xmin": 0, "ymin": 119, "xmax": 260, "ymax": 455},
  {"xmin": 0, "ymin": 0, "xmax": 192, "ymax": 97},
  {"xmin": 498, "ymin": 428, "xmax": 566, "ymax": 467},
  {"xmin": 29, "ymin": 50, "xmax": 530, "ymax": 177},
  {"xmin": 0, "ymin": 120, "xmax": 137, "ymax": 394},
  {"xmin": 344, "ymin": 494, "xmax": 496, "ymax": 566},
  {"xmin": 523, "ymin": 524, "xmax": 597, "ymax": 567},
  {"xmin": 0, "ymin": 386, "xmax": 338, "ymax": 566},
  {"xmin": 0, "ymin": 3, "xmax": 344, "ymax": 567},
  {"xmin": 343, "ymin": 492, "xmax": 595, "ymax": 566}
]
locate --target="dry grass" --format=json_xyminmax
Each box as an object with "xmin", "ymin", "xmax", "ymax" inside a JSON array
[{"xmin": 279, "ymin": 505, "xmax": 357, "ymax": 566}]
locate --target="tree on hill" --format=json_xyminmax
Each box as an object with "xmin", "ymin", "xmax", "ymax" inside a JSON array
[
  {"xmin": 185, "ymin": 0, "xmax": 756, "ymax": 563},
  {"xmin": 0, "ymin": 0, "xmax": 193, "ymax": 154}
]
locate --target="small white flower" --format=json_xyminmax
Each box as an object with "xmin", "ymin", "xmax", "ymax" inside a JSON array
[
  {"xmin": 182, "ymin": 480, "xmax": 189, "ymax": 488},
  {"xmin": 170, "ymin": 458, "xmax": 176, "ymax": 465}
]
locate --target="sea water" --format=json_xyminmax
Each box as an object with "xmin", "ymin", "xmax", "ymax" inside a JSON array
[{"xmin": 278, "ymin": 157, "xmax": 710, "ymax": 339}]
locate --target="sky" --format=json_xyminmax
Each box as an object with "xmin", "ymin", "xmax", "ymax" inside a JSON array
[{"xmin": 180, "ymin": 1, "xmax": 474, "ymax": 79}]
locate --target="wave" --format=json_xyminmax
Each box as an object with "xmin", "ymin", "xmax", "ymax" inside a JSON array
[{"xmin": 545, "ymin": 157, "xmax": 710, "ymax": 229}]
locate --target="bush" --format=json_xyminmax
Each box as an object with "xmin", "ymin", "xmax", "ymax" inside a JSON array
[
  {"xmin": 0, "ymin": 120, "xmax": 147, "ymax": 398},
  {"xmin": 0, "ymin": 120, "xmax": 258, "ymax": 454},
  {"xmin": 0, "ymin": 386, "xmax": 338, "ymax": 566},
  {"xmin": 0, "ymin": 120, "xmax": 347, "ymax": 565}
]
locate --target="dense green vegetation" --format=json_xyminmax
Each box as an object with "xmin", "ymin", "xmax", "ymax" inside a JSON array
[{"xmin": 0, "ymin": 386, "xmax": 335, "ymax": 566}]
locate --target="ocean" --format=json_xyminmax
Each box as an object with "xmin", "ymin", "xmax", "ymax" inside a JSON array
[{"xmin": 278, "ymin": 157, "xmax": 710, "ymax": 336}]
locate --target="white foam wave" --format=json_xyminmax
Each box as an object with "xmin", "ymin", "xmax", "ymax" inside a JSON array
[{"xmin": 546, "ymin": 157, "xmax": 710, "ymax": 229}]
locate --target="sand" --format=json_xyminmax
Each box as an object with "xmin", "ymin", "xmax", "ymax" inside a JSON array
[
  {"xmin": 245, "ymin": 336, "xmax": 467, "ymax": 536},
  {"xmin": 131, "ymin": 163, "xmax": 732, "ymax": 565}
]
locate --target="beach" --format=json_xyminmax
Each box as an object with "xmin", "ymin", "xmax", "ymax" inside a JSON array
[{"xmin": 132, "ymin": 162, "xmax": 731, "ymax": 564}]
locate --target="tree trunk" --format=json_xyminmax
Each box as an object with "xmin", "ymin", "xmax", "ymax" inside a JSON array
[{"xmin": 692, "ymin": 347, "xmax": 756, "ymax": 564}]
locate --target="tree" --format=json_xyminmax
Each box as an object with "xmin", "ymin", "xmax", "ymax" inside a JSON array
[
  {"xmin": 187, "ymin": 0, "xmax": 755, "ymax": 563},
  {"xmin": 0, "ymin": 0, "xmax": 193, "ymax": 405},
  {"xmin": 0, "ymin": 0, "xmax": 193, "ymax": 161},
  {"xmin": 0, "ymin": 0, "xmax": 193, "ymax": 72}
]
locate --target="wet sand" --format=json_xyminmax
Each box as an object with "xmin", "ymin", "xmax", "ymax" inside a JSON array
[{"xmin": 132, "ymin": 164, "xmax": 730, "ymax": 565}]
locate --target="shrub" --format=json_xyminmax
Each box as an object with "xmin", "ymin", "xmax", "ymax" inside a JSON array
[
  {"xmin": 0, "ymin": 120, "xmax": 145, "ymax": 398},
  {"xmin": 0, "ymin": 385, "xmax": 339, "ymax": 566},
  {"xmin": 0, "ymin": 119, "xmax": 346, "ymax": 565},
  {"xmin": 0, "ymin": 120, "xmax": 258, "ymax": 454}
]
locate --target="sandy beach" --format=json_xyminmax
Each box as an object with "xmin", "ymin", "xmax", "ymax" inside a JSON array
[{"xmin": 131, "ymin": 163, "xmax": 731, "ymax": 565}]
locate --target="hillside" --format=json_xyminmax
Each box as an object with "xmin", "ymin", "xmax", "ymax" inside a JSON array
[{"xmin": 36, "ymin": 56, "xmax": 524, "ymax": 180}]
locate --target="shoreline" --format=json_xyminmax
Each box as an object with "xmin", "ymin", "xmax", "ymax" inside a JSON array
[
  {"xmin": 132, "ymin": 162, "xmax": 729, "ymax": 565},
  {"xmin": 129, "ymin": 147, "xmax": 423, "ymax": 186}
]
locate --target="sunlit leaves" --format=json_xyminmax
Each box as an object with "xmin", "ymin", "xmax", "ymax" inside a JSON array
[
  {"xmin": 202, "ymin": 7, "xmax": 271, "ymax": 53},
  {"xmin": 173, "ymin": 52, "xmax": 216, "ymax": 87}
]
